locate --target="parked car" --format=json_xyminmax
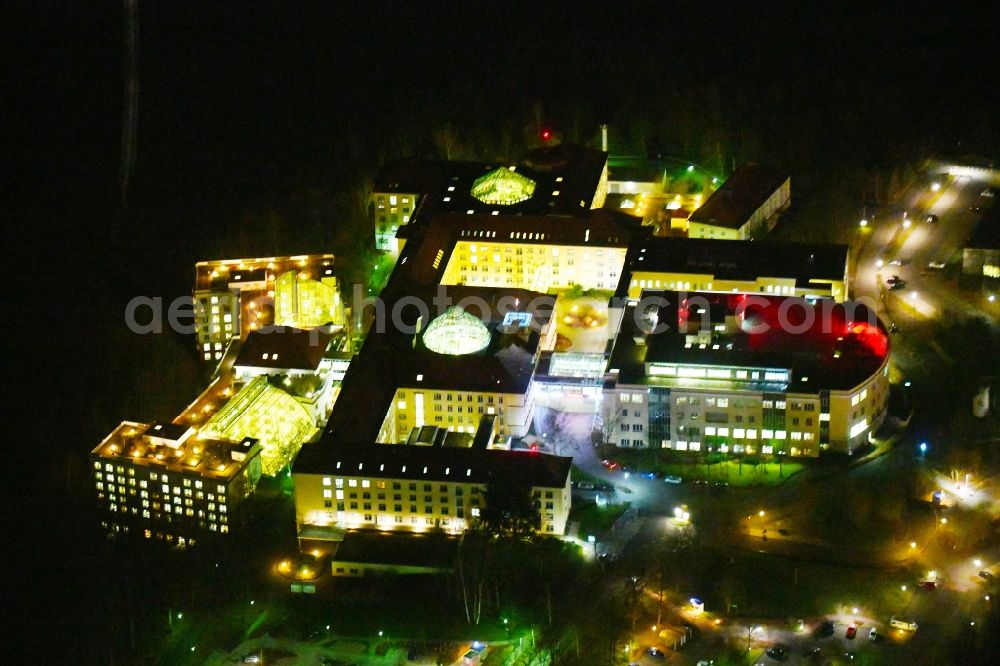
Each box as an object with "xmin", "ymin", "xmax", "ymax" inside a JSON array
[
  {"xmin": 663, "ymin": 475, "xmax": 682, "ymax": 484},
  {"xmin": 928, "ymin": 261, "xmax": 946, "ymax": 269},
  {"xmin": 817, "ymin": 620, "xmax": 836, "ymax": 637},
  {"xmin": 978, "ymin": 570, "xmax": 995, "ymax": 582},
  {"xmin": 925, "ymin": 214, "xmax": 939, "ymax": 224},
  {"xmin": 869, "ymin": 627, "xmax": 877, "ymax": 641},
  {"xmin": 846, "ymin": 623, "xmax": 857, "ymax": 639},
  {"xmin": 982, "ymin": 188, "xmax": 994, "ymax": 198},
  {"xmin": 646, "ymin": 647, "xmax": 666, "ymax": 660},
  {"xmin": 888, "ymin": 257, "xmax": 907, "ymax": 266},
  {"xmin": 601, "ymin": 459, "xmax": 619, "ymax": 470},
  {"xmin": 919, "ymin": 580, "xmax": 937, "ymax": 591},
  {"xmin": 639, "ymin": 471, "xmax": 658, "ymax": 480},
  {"xmin": 765, "ymin": 646, "xmax": 788, "ymax": 661}
]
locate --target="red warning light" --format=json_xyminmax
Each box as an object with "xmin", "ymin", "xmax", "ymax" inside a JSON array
[{"xmin": 541, "ymin": 129, "xmax": 552, "ymax": 141}]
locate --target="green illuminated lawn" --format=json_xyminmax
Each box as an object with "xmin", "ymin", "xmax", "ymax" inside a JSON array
[
  {"xmin": 607, "ymin": 449, "xmax": 805, "ymax": 486},
  {"xmin": 571, "ymin": 502, "xmax": 628, "ymax": 537}
]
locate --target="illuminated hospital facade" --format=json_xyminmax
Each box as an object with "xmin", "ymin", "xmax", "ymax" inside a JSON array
[
  {"xmin": 292, "ymin": 142, "xmax": 888, "ymax": 553},
  {"xmin": 96, "ymin": 140, "xmax": 891, "ymax": 553},
  {"xmin": 192, "ymin": 254, "xmax": 344, "ymax": 363}
]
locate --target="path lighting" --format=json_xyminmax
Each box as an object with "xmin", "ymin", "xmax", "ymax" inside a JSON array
[
  {"xmin": 758, "ymin": 510, "xmax": 766, "ymax": 518},
  {"xmin": 941, "ymin": 518, "xmax": 948, "ymax": 525},
  {"xmin": 852, "ymin": 607, "xmax": 859, "ymax": 615},
  {"xmin": 974, "ymin": 559, "xmax": 982, "ymax": 567},
  {"xmin": 931, "ymin": 182, "xmax": 941, "ymax": 191},
  {"xmin": 859, "ymin": 219, "xmax": 868, "ymax": 228},
  {"xmin": 901, "ymin": 585, "xmax": 907, "ymax": 591}
]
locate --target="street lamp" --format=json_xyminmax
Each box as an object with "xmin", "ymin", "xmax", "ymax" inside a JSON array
[
  {"xmin": 931, "ymin": 182, "xmax": 941, "ymax": 192},
  {"xmin": 587, "ymin": 534, "xmax": 597, "ymax": 558},
  {"xmin": 974, "ymin": 559, "xmax": 982, "ymax": 568},
  {"xmin": 901, "ymin": 585, "xmax": 907, "ymax": 591},
  {"xmin": 758, "ymin": 510, "xmax": 765, "ymax": 518},
  {"xmin": 910, "ymin": 541, "xmax": 918, "ymax": 549}
]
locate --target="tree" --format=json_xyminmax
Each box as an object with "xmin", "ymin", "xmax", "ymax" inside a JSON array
[
  {"xmin": 478, "ymin": 478, "xmax": 541, "ymax": 539},
  {"xmin": 456, "ymin": 530, "xmax": 492, "ymax": 625}
]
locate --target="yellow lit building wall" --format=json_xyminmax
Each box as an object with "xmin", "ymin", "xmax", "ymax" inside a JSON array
[
  {"xmin": 294, "ymin": 470, "xmax": 570, "ymax": 537},
  {"xmin": 618, "ymin": 356, "xmax": 888, "ymax": 456},
  {"xmin": 687, "ymin": 222, "xmax": 741, "ymax": 240},
  {"xmin": 441, "ymin": 241, "xmax": 627, "ymax": 293},
  {"xmin": 379, "ymin": 386, "xmax": 534, "ymax": 443},
  {"xmin": 591, "ymin": 163, "xmax": 609, "ymax": 209},
  {"xmin": 626, "ymin": 272, "xmax": 845, "ymax": 302},
  {"xmin": 825, "ymin": 357, "xmax": 890, "ymax": 454},
  {"xmin": 193, "ymin": 291, "xmax": 239, "ymax": 362},
  {"xmin": 373, "ymin": 192, "xmax": 419, "ymax": 254},
  {"xmin": 91, "ymin": 434, "xmax": 258, "ymax": 545}
]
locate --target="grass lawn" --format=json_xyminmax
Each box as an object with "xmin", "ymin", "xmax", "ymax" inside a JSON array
[
  {"xmin": 668, "ymin": 460, "xmax": 806, "ymax": 487},
  {"xmin": 570, "ymin": 502, "xmax": 628, "ymax": 537},
  {"xmin": 606, "ymin": 449, "xmax": 805, "ymax": 486},
  {"xmin": 703, "ymin": 548, "xmax": 917, "ymax": 620}
]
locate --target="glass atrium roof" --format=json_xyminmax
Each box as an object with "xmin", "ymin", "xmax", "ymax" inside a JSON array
[
  {"xmin": 423, "ymin": 306, "xmax": 491, "ymax": 356},
  {"xmin": 470, "ymin": 167, "xmax": 536, "ymax": 205}
]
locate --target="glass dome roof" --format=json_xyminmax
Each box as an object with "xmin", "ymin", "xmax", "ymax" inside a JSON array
[
  {"xmin": 470, "ymin": 167, "xmax": 536, "ymax": 205},
  {"xmin": 423, "ymin": 306, "xmax": 491, "ymax": 356}
]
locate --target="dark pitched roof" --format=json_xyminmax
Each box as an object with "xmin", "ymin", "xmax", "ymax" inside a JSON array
[
  {"xmin": 689, "ymin": 164, "xmax": 789, "ymax": 230},
  {"xmin": 613, "ymin": 237, "xmax": 848, "ymax": 298},
  {"xmin": 374, "ymin": 144, "xmax": 608, "ymax": 218},
  {"xmin": 234, "ymin": 327, "xmax": 332, "ymax": 371},
  {"xmin": 332, "ymin": 530, "xmax": 459, "ymax": 569},
  {"xmin": 294, "ymin": 441, "xmax": 573, "ymax": 489}
]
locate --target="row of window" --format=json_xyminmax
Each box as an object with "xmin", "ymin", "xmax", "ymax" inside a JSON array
[{"xmin": 94, "ymin": 463, "xmax": 226, "ymax": 493}]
